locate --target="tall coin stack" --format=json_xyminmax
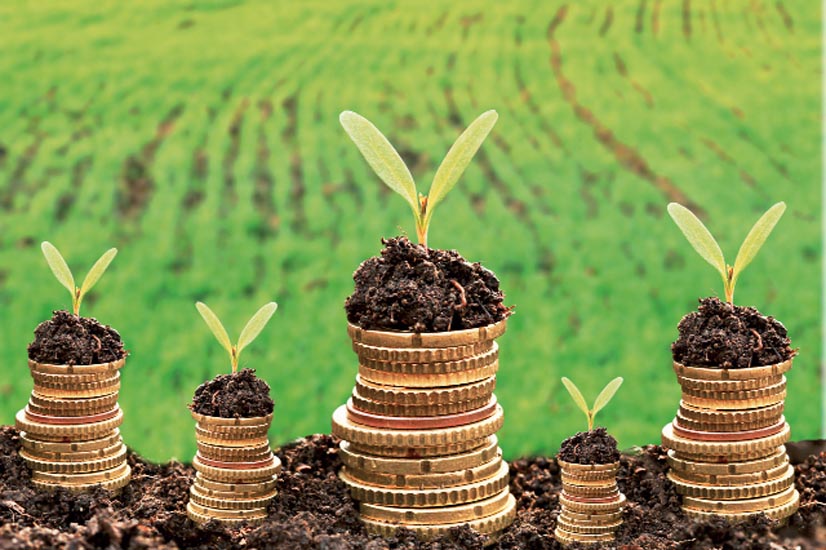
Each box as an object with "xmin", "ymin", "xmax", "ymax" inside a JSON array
[
  {"xmin": 15, "ymin": 357, "xmax": 131, "ymax": 492},
  {"xmin": 661, "ymin": 359, "xmax": 799, "ymax": 521},
  {"xmin": 331, "ymin": 320, "xmax": 516, "ymax": 540},
  {"xmin": 187, "ymin": 412, "xmax": 281, "ymax": 525},
  {"xmin": 555, "ymin": 460, "xmax": 625, "ymax": 546}
]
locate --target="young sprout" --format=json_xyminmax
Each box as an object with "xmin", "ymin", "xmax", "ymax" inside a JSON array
[
  {"xmin": 196, "ymin": 301, "xmax": 278, "ymax": 373},
  {"xmin": 667, "ymin": 202, "xmax": 786, "ymax": 304},
  {"xmin": 41, "ymin": 241, "xmax": 118, "ymax": 316},
  {"xmin": 561, "ymin": 377, "xmax": 623, "ymax": 432},
  {"xmin": 339, "ymin": 110, "xmax": 498, "ymax": 248}
]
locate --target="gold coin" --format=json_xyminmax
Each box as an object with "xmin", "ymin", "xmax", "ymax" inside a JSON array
[
  {"xmin": 672, "ymin": 359, "xmax": 793, "ymax": 381},
  {"xmin": 358, "ymin": 345, "xmax": 498, "ymax": 376},
  {"xmin": 354, "ymin": 376, "xmax": 495, "ymax": 407},
  {"xmin": 670, "ymin": 461, "xmax": 790, "ymax": 486},
  {"xmin": 196, "ymin": 441, "xmax": 272, "ymax": 462},
  {"xmin": 20, "ymin": 430, "xmax": 122, "ymax": 453},
  {"xmin": 348, "ymin": 438, "xmax": 489, "ymax": 458},
  {"xmin": 15, "ymin": 407, "xmax": 124, "ymax": 439},
  {"xmin": 28, "ymin": 357, "xmax": 125, "ymax": 375},
  {"xmin": 350, "ymin": 392, "xmax": 491, "ymax": 417},
  {"xmin": 666, "ymin": 448, "xmax": 788, "ymax": 476},
  {"xmin": 194, "ymin": 473, "xmax": 278, "ymax": 494},
  {"xmin": 27, "ymin": 392, "xmax": 120, "ymax": 417},
  {"xmin": 560, "ymin": 510, "xmax": 623, "ymax": 524},
  {"xmin": 192, "ymin": 454, "xmax": 281, "ymax": 482},
  {"xmin": 561, "ymin": 484, "xmax": 619, "ymax": 499},
  {"xmin": 661, "ymin": 422, "xmax": 790, "ymax": 456},
  {"xmin": 189, "ymin": 486, "xmax": 277, "ymax": 510},
  {"xmin": 669, "ymin": 465, "xmax": 794, "ymax": 500},
  {"xmin": 674, "ymin": 413, "xmax": 780, "ymax": 433},
  {"xmin": 195, "ymin": 425, "xmax": 269, "ymax": 447},
  {"xmin": 359, "ymin": 488, "xmax": 511, "ymax": 524},
  {"xmin": 341, "ymin": 461, "xmax": 509, "ymax": 507},
  {"xmin": 27, "ymin": 441, "xmax": 125, "ymax": 462},
  {"xmin": 346, "ymin": 454, "xmax": 502, "ymax": 489},
  {"xmin": 186, "ymin": 502, "xmax": 266, "ymax": 525},
  {"xmin": 21, "ymin": 445, "xmax": 127, "ymax": 473},
  {"xmin": 332, "ymin": 404, "xmax": 503, "ymax": 448},
  {"xmin": 682, "ymin": 486, "xmax": 799, "ymax": 515},
  {"xmin": 32, "ymin": 461, "xmax": 129, "ymax": 484},
  {"xmin": 191, "ymin": 411, "xmax": 273, "ymax": 427},
  {"xmin": 554, "ymin": 528, "xmax": 614, "ymax": 545},
  {"xmin": 33, "ymin": 375, "xmax": 121, "ymax": 398},
  {"xmin": 187, "ymin": 500, "xmax": 268, "ymax": 520},
  {"xmin": 358, "ymin": 361, "xmax": 499, "ymax": 388},
  {"xmin": 30, "ymin": 370, "xmax": 113, "ymax": 386},
  {"xmin": 195, "ymin": 422, "xmax": 270, "ymax": 438},
  {"xmin": 347, "ymin": 319, "xmax": 507, "ymax": 349},
  {"xmin": 677, "ymin": 375, "xmax": 783, "ymax": 392},
  {"xmin": 556, "ymin": 518, "xmax": 621, "ymax": 535},
  {"xmin": 557, "ymin": 460, "xmax": 619, "ymax": 474},
  {"xmin": 352, "ymin": 340, "xmax": 494, "ymax": 364},
  {"xmin": 339, "ymin": 437, "xmax": 499, "ymax": 475},
  {"xmin": 32, "ymin": 465, "xmax": 131, "ymax": 493},
  {"xmin": 680, "ymin": 391, "xmax": 786, "ymax": 410},
  {"xmin": 681, "ymin": 378, "xmax": 786, "ymax": 401},
  {"xmin": 360, "ymin": 493, "xmax": 515, "ymax": 539},
  {"xmin": 558, "ymin": 493, "xmax": 626, "ymax": 514},
  {"xmin": 561, "ymin": 473, "xmax": 617, "ymax": 487},
  {"xmin": 192, "ymin": 482, "xmax": 276, "ymax": 500},
  {"xmin": 678, "ymin": 401, "xmax": 784, "ymax": 424}
]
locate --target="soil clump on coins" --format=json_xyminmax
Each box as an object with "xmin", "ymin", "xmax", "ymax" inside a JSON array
[
  {"xmin": 190, "ymin": 368, "xmax": 274, "ymax": 418},
  {"xmin": 557, "ymin": 427, "xmax": 620, "ymax": 464},
  {"xmin": 0, "ymin": 426, "xmax": 823, "ymax": 549},
  {"xmin": 27, "ymin": 310, "xmax": 126, "ymax": 365},
  {"xmin": 672, "ymin": 297, "xmax": 794, "ymax": 368},
  {"xmin": 345, "ymin": 236, "xmax": 512, "ymax": 332}
]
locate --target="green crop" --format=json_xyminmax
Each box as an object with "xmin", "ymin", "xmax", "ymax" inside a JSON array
[
  {"xmin": 667, "ymin": 202, "xmax": 786, "ymax": 304},
  {"xmin": 561, "ymin": 377, "xmax": 623, "ymax": 432},
  {"xmin": 196, "ymin": 302, "xmax": 278, "ymax": 373},
  {"xmin": 339, "ymin": 110, "xmax": 498, "ymax": 247},
  {"xmin": 40, "ymin": 242, "xmax": 118, "ymax": 316}
]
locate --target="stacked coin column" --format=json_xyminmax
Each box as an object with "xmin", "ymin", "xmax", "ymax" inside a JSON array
[
  {"xmin": 555, "ymin": 461, "xmax": 625, "ymax": 546},
  {"xmin": 187, "ymin": 412, "xmax": 281, "ymax": 525},
  {"xmin": 15, "ymin": 358, "xmax": 130, "ymax": 492},
  {"xmin": 332, "ymin": 320, "xmax": 516, "ymax": 540},
  {"xmin": 661, "ymin": 359, "xmax": 799, "ymax": 521}
]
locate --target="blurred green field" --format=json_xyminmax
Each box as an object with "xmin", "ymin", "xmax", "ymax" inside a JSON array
[{"xmin": 0, "ymin": 0, "xmax": 820, "ymax": 463}]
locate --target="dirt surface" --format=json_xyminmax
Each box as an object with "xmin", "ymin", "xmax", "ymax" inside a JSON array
[
  {"xmin": 345, "ymin": 236, "xmax": 512, "ymax": 332},
  {"xmin": 27, "ymin": 310, "xmax": 126, "ymax": 365},
  {"xmin": 190, "ymin": 368, "xmax": 274, "ymax": 418},
  {"xmin": 557, "ymin": 427, "xmax": 621, "ymax": 465},
  {"xmin": 0, "ymin": 426, "xmax": 823, "ymax": 549},
  {"xmin": 672, "ymin": 297, "xmax": 795, "ymax": 368}
]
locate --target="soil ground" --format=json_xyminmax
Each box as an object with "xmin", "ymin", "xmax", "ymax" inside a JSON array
[
  {"xmin": 557, "ymin": 427, "xmax": 620, "ymax": 464},
  {"xmin": 27, "ymin": 311, "xmax": 126, "ymax": 366},
  {"xmin": 0, "ymin": 426, "xmax": 823, "ymax": 550},
  {"xmin": 190, "ymin": 369, "xmax": 274, "ymax": 418}
]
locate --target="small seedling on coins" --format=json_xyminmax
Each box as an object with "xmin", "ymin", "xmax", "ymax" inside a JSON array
[
  {"xmin": 41, "ymin": 241, "xmax": 118, "ymax": 316},
  {"xmin": 561, "ymin": 377, "xmax": 623, "ymax": 432},
  {"xmin": 196, "ymin": 301, "xmax": 278, "ymax": 373}
]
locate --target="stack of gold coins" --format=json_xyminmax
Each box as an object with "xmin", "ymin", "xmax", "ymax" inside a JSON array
[
  {"xmin": 662, "ymin": 359, "xmax": 799, "ymax": 521},
  {"xmin": 331, "ymin": 320, "xmax": 516, "ymax": 540},
  {"xmin": 555, "ymin": 460, "xmax": 625, "ymax": 546},
  {"xmin": 15, "ymin": 357, "xmax": 131, "ymax": 492},
  {"xmin": 187, "ymin": 412, "xmax": 280, "ymax": 525}
]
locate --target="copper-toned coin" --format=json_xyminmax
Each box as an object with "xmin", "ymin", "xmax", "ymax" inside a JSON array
[
  {"xmin": 671, "ymin": 418, "xmax": 786, "ymax": 442},
  {"xmin": 558, "ymin": 492, "xmax": 626, "ymax": 513},
  {"xmin": 352, "ymin": 340, "xmax": 493, "ymax": 364},
  {"xmin": 347, "ymin": 319, "xmax": 507, "ymax": 349},
  {"xmin": 186, "ymin": 502, "xmax": 266, "ymax": 525},
  {"xmin": 345, "ymin": 396, "xmax": 497, "ymax": 430},
  {"xmin": 340, "ymin": 462, "xmax": 509, "ymax": 507},
  {"xmin": 677, "ymin": 375, "xmax": 783, "ymax": 392},
  {"xmin": 354, "ymin": 375, "xmax": 495, "ymax": 407},
  {"xmin": 21, "ymin": 445, "xmax": 127, "ymax": 474},
  {"xmin": 339, "ymin": 437, "xmax": 499, "ymax": 475},
  {"xmin": 681, "ymin": 485, "xmax": 798, "ymax": 514},
  {"xmin": 672, "ymin": 359, "xmax": 793, "ymax": 381},
  {"xmin": 191, "ymin": 412, "xmax": 273, "ymax": 427},
  {"xmin": 24, "ymin": 406, "xmax": 120, "ymax": 426},
  {"xmin": 192, "ymin": 454, "xmax": 281, "ymax": 482},
  {"xmin": 351, "ymin": 391, "xmax": 490, "ymax": 417},
  {"xmin": 20, "ymin": 430, "xmax": 122, "ymax": 453},
  {"xmin": 28, "ymin": 357, "xmax": 125, "ymax": 376},
  {"xmin": 348, "ymin": 438, "xmax": 489, "ymax": 459},
  {"xmin": 15, "ymin": 407, "xmax": 124, "ymax": 440},
  {"xmin": 661, "ymin": 422, "xmax": 790, "ymax": 456},
  {"xmin": 358, "ymin": 362, "xmax": 499, "ymax": 388},
  {"xmin": 346, "ymin": 454, "xmax": 502, "ymax": 489},
  {"xmin": 666, "ymin": 448, "xmax": 788, "ymax": 476},
  {"xmin": 358, "ymin": 345, "xmax": 499, "ymax": 375},
  {"xmin": 669, "ymin": 465, "xmax": 794, "ymax": 500},
  {"xmin": 332, "ymin": 404, "xmax": 504, "ymax": 448},
  {"xmin": 194, "ymin": 473, "xmax": 278, "ymax": 494},
  {"xmin": 359, "ymin": 489, "xmax": 511, "ymax": 524},
  {"xmin": 27, "ymin": 392, "xmax": 120, "ymax": 417}
]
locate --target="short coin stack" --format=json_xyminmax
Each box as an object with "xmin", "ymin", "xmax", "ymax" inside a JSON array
[
  {"xmin": 555, "ymin": 460, "xmax": 625, "ymax": 546},
  {"xmin": 662, "ymin": 359, "xmax": 799, "ymax": 521},
  {"xmin": 15, "ymin": 357, "xmax": 131, "ymax": 492},
  {"xmin": 187, "ymin": 412, "xmax": 281, "ymax": 525},
  {"xmin": 332, "ymin": 320, "xmax": 516, "ymax": 540}
]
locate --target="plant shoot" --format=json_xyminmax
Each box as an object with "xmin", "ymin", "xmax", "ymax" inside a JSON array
[
  {"xmin": 339, "ymin": 110, "xmax": 498, "ymax": 247},
  {"xmin": 41, "ymin": 241, "xmax": 118, "ymax": 316},
  {"xmin": 561, "ymin": 376, "xmax": 623, "ymax": 432},
  {"xmin": 196, "ymin": 301, "xmax": 278, "ymax": 373},
  {"xmin": 667, "ymin": 202, "xmax": 786, "ymax": 304}
]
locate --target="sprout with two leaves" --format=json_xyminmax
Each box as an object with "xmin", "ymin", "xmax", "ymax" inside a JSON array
[
  {"xmin": 667, "ymin": 202, "xmax": 786, "ymax": 304},
  {"xmin": 339, "ymin": 110, "xmax": 498, "ymax": 248},
  {"xmin": 41, "ymin": 242, "xmax": 118, "ymax": 316},
  {"xmin": 196, "ymin": 302, "xmax": 278, "ymax": 373},
  {"xmin": 561, "ymin": 377, "xmax": 623, "ymax": 432}
]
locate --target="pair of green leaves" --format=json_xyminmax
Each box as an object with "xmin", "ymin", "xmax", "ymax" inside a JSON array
[
  {"xmin": 667, "ymin": 202, "xmax": 786, "ymax": 304},
  {"xmin": 41, "ymin": 242, "xmax": 118, "ymax": 316},
  {"xmin": 561, "ymin": 377, "xmax": 623, "ymax": 432},
  {"xmin": 196, "ymin": 302, "xmax": 278, "ymax": 373},
  {"xmin": 339, "ymin": 110, "xmax": 498, "ymax": 247}
]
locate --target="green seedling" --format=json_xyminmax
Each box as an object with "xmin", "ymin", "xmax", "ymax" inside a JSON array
[
  {"xmin": 339, "ymin": 110, "xmax": 498, "ymax": 247},
  {"xmin": 41, "ymin": 241, "xmax": 118, "ymax": 316},
  {"xmin": 667, "ymin": 202, "xmax": 786, "ymax": 304},
  {"xmin": 196, "ymin": 301, "xmax": 278, "ymax": 373},
  {"xmin": 561, "ymin": 376, "xmax": 623, "ymax": 432}
]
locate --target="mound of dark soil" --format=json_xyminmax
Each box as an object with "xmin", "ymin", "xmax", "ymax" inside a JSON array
[
  {"xmin": 557, "ymin": 427, "xmax": 620, "ymax": 465},
  {"xmin": 190, "ymin": 368, "xmax": 274, "ymax": 418},
  {"xmin": 0, "ymin": 426, "xmax": 823, "ymax": 549},
  {"xmin": 27, "ymin": 310, "xmax": 126, "ymax": 365},
  {"xmin": 345, "ymin": 236, "xmax": 511, "ymax": 332},
  {"xmin": 672, "ymin": 297, "xmax": 795, "ymax": 368}
]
